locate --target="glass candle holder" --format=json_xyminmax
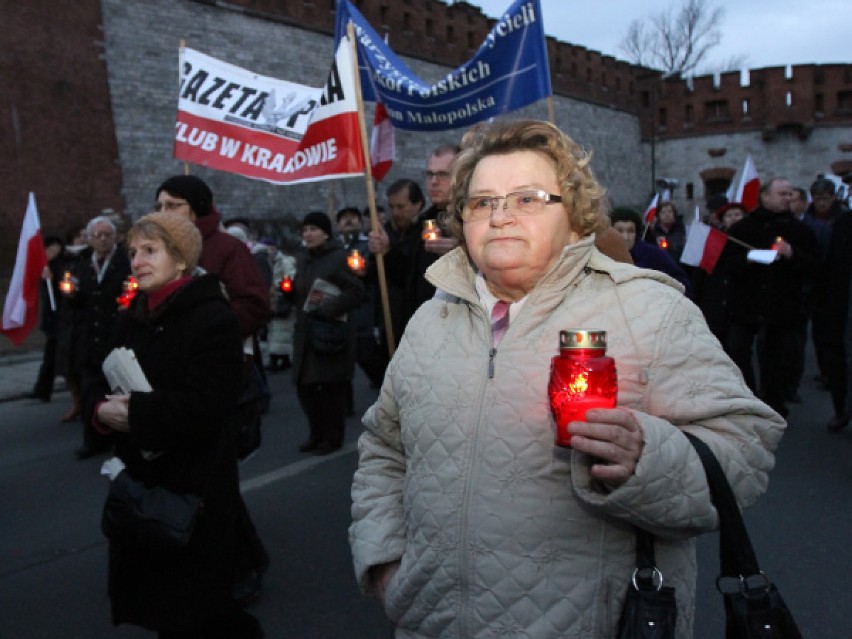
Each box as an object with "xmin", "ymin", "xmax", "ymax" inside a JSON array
[
  {"xmin": 116, "ymin": 276, "xmax": 139, "ymax": 308},
  {"xmin": 279, "ymin": 275, "xmax": 293, "ymax": 294},
  {"xmin": 58, "ymin": 271, "xmax": 77, "ymax": 294},
  {"xmin": 347, "ymin": 249, "xmax": 365, "ymax": 271},
  {"xmin": 548, "ymin": 329, "xmax": 618, "ymax": 448},
  {"xmin": 422, "ymin": 219, "xmax": 440, "ymax": 241}
]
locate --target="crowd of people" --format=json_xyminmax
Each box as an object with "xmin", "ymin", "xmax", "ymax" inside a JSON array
[{"xmin": 22, "ymin": 116, "xmax": 852, "ymax": 636}]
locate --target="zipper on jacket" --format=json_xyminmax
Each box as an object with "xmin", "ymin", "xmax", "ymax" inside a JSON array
[{"xmin": 488, "ymin": 347, "xmax": 496, "ymax": 378}]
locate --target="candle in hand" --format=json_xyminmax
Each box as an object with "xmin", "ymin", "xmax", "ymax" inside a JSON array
[
  {"xmin": 422, "ymin": 219, "xmax": 440, "ymax": 242},
  {"xmin": 548, "ymin": 330, "xmax": 618, "ymax": 447},
  {"xmin": 347, "ymin": 249, "xmax": 365, "ymax": 271}
]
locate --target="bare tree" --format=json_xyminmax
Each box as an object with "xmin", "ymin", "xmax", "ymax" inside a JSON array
[{"xmin": 619, "ymin": 0, "xmax": 727, "ymax": 76}]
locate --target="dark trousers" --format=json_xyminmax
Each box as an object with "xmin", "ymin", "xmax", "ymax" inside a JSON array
[
  {"xmin": 32, "ymin": 336, "xmax": 57, "ymax": 399},
  {"xmin": 356, "ymin": 333, "xmax": 388, "ymax": 388},
  {"xmin": 296, "ymin": 381, "xmax": 348, "ymax": 449},
  {"xmin": 233, "ymin": 494, "xmax": 269, "ymax": 578},
  {"xmin": 728, "ymin": 321, "xmax": 797, "ymax": 416}
]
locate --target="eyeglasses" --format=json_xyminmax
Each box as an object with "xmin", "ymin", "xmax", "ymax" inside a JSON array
[
  {"xmin": 154, "ymin": 200, "xmax": 189, "ymax": 212},
  {"xmin": 460, "ymin": 190, "xmax": 563, "ymax": 222},
  {"xmin": 424, "ymin": 170, "xmax": 451, "ymax": 181},
  {"xmin": 91, "ymin": 232, "xmax": 115, "ymax": 240}
]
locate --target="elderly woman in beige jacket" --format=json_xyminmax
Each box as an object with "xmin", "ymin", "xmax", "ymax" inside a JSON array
[{"xmin": 349, "ymin": 119, "xmax": 785, "ymax": 638}]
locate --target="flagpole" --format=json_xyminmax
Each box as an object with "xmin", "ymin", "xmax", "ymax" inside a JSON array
[
  {"xmin": 546, "ymin": 96, "xmax": 555, "ymax": 124},
  {"xmin": 46, "ymin": 279, "xmax": 56, "ymax": 313},
  {"xmin": 347, "ymin": 21, "xmax": 396, "ymax": 358},
  {"xmin": 179, "ymin": 39, "xmax": 190, "ymax": 176}
]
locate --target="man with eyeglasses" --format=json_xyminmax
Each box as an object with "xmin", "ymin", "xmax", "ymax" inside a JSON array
[
  {"xmin": 368, "ymin": 145, "xmax": 462, "ymax": 345},
  {"xmin": 64, "ymin": 215, "xmax": 131, "ymax": 458},
  {"xmin": 155, "ymin": 174, "xmax": 273, "ymax": 608}
]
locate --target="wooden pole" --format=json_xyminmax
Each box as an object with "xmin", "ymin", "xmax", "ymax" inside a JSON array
[
  {"xmin": 179, "ymin": 39, "xmax": 190, "ymax": 176},
  {"xmin": 546, "ymin": 96, "xmax": 555, "ymax": 124},
  {"xmin": 347, "ymin": 22, "xmax": 396, "ymax": 357}
]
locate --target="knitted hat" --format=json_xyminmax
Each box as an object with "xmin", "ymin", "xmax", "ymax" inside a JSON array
[
  {"xmin": 134, "ymin": 211, "xmax": 203, "ymax": 272},
  {"xmin": 301, "ymin": 211, "xmax": 332, "ymax": 237},
  {"xmin": 156, "ymin": 175, "xmax": 214, "ymax": 217}
]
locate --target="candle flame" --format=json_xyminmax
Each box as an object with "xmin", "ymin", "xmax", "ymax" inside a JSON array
[{"xmin": 568, "ymin": 372, "xmax": 589, "ymax": 394}]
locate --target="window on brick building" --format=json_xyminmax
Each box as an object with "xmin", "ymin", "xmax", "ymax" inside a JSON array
[
  {"xmin": 815, "ymin": 68, "xmax": 825, "ymax": 84},
  {"xmin": 403, "ymin": 12, "xmax": 411, "ymax": 31},
  {"xmin": 571, "ymin": 63, "xmax": 577, "ymax": 76},
  {"xmin": 658, "ymin": 107, "xmax": 667, "ymax": 130},
  {"xmin": 425, "ymin": 18, "xmax": 433, "ymax": 36},
  {"xmin": 380, "ymin": 5, "xmax": 388, "ymax": 26},
  {"xmin": 786, "ymin": 91, "xmax": 793, "ymax": 108},
  {"xmin": 446, "ymin": 24, "xmax": 454, "ymax": 43},
  {"xmin": 742, "ymin": 99, "xmax": 750, "ymax": 116},
  {"xmin": 641, "ymin": 91, "xmax": 650, "ymax": 108},
  {"xmin": 587, "ymin": 68, "xmax": 592, "ymax": 82},
  {"xmin": 815, "ymin": 93, "xmax": 824, "ymax": 117},
  {"xmin": 838, "ymin": 91, "xmax": 852, "ymax": 114},
  {"xmin": 467, "ymin": 31, "xmax": 475, "ymax": 48},
  {"xmin": 704, "ymin": 100, "xmax": 730, "ymax": 122},
  {"xmin": 685, "ymin": 104, "xmax": 693, "ymax": 125},
  {"xmin": 616, "ymin": 76, "xmax": 622, "ymax": 92}
]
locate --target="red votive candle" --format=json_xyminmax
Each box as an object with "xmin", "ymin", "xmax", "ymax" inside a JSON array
[{"xmin": 548, "ymin": 329, "xmax": 618, "ymax": 447}]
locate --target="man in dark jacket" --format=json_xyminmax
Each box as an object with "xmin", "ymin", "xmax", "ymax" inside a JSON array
[
  {"xmin": 66, "ymin": 216, "xmax": 131, "ymax": 458},
  {"xmin": 155, "ymin": 174, "xmax": 273, "ymax": 606},
  {"xmin": 723, "ymin": 176, "xmax": 819, "ymax": 418}
]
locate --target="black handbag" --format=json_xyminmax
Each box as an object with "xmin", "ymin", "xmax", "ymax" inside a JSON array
[
  {"xmin": 306, "ymin": 315, "xmax": 349, "ymax": 355},
  {"xmin": 617, "ymin": 527, "xmax": 678, "ymax": 638},
  {"xmin": 101, "ymin": 470, "xmax": 202, "ymax": 551},
  {"xmin": 684, "ymin": 433, "xmax": 803, "ymax": 639}
]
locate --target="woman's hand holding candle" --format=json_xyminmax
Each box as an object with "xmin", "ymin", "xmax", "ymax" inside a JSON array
[{"xmin": 567, "ymin": 407, "xmax": 644, "ymax": 487}]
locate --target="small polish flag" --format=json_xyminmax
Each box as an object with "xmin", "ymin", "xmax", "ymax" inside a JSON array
[
  {"xmin": 735, "ymin": 154, "xmax": 760, "ymax": 212},
  {"xmin": 681, "ymin": 221, "xmax": 728, "ymax": 274},
  {"xmin": 370, "ymin": 102, "xmax": 395, "ymax": 182},
  {"xmin": 643, "ymin": 193, "xmax": 659, "ymax": 225},
  {"xmin": 1, "ymin": 193, "xmax": 48, "ymax": 346}
]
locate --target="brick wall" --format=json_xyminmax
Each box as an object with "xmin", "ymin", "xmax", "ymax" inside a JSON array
[{"xmin": 0, "ymin": 0, "xmax": 123, "ymax": 269}]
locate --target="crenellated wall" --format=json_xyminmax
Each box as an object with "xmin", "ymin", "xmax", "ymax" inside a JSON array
[{"xmin": 643, "ymin": 64, "xmax": 852, "ymax": 141}]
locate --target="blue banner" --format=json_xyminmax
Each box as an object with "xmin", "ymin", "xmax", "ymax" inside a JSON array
[{"xmin": 334, "ymin": 0, "xmax": 552, "ymax": 131}]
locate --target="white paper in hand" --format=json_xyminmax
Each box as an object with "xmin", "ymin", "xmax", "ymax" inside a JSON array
[
  {"xmin": 102, "ymin": 347, "xmax": 152, "ymax": 394},
  {"xmin": 746, "ymin": 249, "xmax": 778, "ymax": 264}
]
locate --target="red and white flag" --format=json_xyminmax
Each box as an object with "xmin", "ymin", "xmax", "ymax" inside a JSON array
[
  {"xmin": 681, "ymin": 221, "xmax": 728, "ymax": 274},
  {"xmin": 1, "ymin": 193, "xmax": 48, "ymax": 346},
  {"xmin": 643, "ymin": 193, "xmax": 659, "ymax": 225},
  {"xmin": 370, "ymin": 101, "xmax": 395, "ymax": 182},
  {"xmin": 174, "ymin": 36, "xmax": 364, "ymax": 184},
  {"xmin": 735, "ymin": 154, "xmax": 760, "ymax": 212}
]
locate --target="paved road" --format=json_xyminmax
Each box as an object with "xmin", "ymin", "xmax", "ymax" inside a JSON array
[{"xmin": 0, "ymin": 353, "xmax": 850, "ymax": 637}]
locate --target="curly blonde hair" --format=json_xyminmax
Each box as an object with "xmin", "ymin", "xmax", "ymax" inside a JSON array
[{"xmin": 444, "ymin": 119, "xmax": 609, "ymax": 247}]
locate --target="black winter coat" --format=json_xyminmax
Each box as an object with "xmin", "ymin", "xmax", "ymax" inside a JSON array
[
  {"xmin": 67, "ymin": 246, "xmax": 132, "ymax": 371},
  {"xmin": 292, "ymin": 239, "xmax": 364, "ymax": 386},
  {"xmin": 90, "ymin": 274, "xmax": 243, "ymax": 632},
  {"xmin": 723, "ymin": 207, "xmax": 819, "ymax": 327}
]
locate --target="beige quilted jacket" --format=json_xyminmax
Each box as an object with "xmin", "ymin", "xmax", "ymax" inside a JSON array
[{"xmin": 350, "ymin": 237, "xmax": 785, "ymax": 638}]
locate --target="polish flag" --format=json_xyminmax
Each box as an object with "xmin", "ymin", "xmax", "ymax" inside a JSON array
[
  {"xmin": 1, "ymin": 193, "xmax": 48, "ymax": 346},
  {"xmin": 681, "ymin": 221, "xmax": 728, "ymax": 274},
  {"xmin": 370, "ymin": 102, "xmax": 395, "ymax": 182},
  {"xmin": 643, "ymin": 193, "xmax": 659, "ymax": 225},
  {"xmin": 735, "ymin": 154, "xmax": 760, "ymax": 212}
]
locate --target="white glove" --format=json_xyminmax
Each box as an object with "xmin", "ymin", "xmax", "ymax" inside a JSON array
[{"xmin": 100, "ymin": 456, "xmax": 126, "ymax": 481}]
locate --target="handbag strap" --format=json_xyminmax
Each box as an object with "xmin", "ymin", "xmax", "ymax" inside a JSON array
[{"xmin": 683, "ymin": 432, "xmax": 761, "ymax": 578}]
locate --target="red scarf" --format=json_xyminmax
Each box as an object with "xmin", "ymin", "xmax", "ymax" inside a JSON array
[{"xmin": 146, "ymin": 276, "xmax": 192, "ymax": 312}]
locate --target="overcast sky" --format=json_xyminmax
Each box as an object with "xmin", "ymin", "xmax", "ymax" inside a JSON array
[{"xmin": 459, "ymin": 0, "xmax": 851, "ymax": 71}]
